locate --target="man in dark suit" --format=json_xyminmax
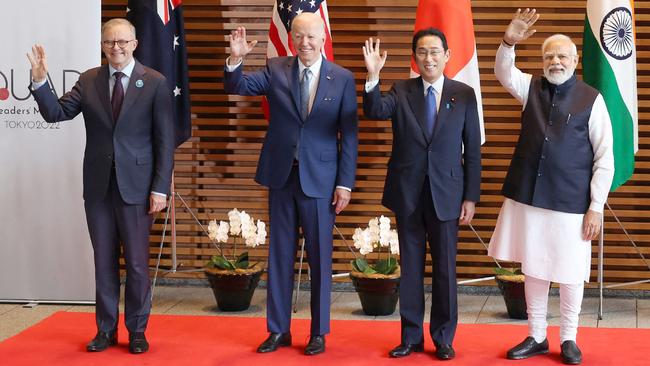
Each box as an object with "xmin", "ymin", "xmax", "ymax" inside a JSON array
[
  {"xmin": 362, "ymin": 29, "xmax": 481, "ymax": 360},
  {"xmin": 27, "ymin": 18, "xmax": 175, "ymax": 354},
  {"xmin": 224, "ymin": 12, "xmax": 358, "ymax": 356}
]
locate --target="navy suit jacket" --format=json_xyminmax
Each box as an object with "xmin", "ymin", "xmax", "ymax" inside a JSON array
[
  {"xmin": 364, "ymin": 77, "xmax": 481, "ymax": 220},
  {"xmin": 32, "ymin": 61, "xmax": 175, "ymax": 204},
  {"xmin": 224, "ymin": 56, "xmax": 358, "ymax": 199}
]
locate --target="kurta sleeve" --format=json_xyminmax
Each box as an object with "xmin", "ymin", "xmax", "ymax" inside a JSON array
[
  {"xmin": 495, "ymin": 44, "xmax": 533, "ymax": 108},
  {"xmin": 587, "ymin": 94, "xmax": 615, "ymax": 213}
]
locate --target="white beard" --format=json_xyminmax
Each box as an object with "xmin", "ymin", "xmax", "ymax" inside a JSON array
[{"xmin": 543, "ymin": 68, "xmax": 573, "ymax": 85}]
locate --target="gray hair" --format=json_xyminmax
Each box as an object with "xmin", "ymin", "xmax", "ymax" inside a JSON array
[
  {"xmin": 541, "ymin": 34, "xmax": 577, "ymax": 55},
  {"xmin": 101, "ymin": 18, "xmax": 136, "ymax": 39},
  {"xmin": 290, "ymin": 12, "xmax": 325, "ymax": 34}
]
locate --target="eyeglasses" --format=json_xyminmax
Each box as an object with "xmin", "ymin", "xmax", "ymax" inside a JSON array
[
  {"xmin": 543, "ymin": 53, "xmax": 574, "ymax": 62},
  {"xmin": 415, "ymin": 49, "xmax": 445, "ymax": 58},
  {"xmin": 102, "ymin": 40, "xmax": 134, "ymax": 48}
]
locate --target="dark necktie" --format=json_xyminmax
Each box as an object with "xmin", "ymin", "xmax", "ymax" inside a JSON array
[
  {"xmin": 300, "ymin": 68, "xmax": 312, "ymax": 121},
  {"xmin": 425, "ymin": 85, "xmax": 437, "ymax": 139},
  {"xmin": 111, "ymin": 71, "xmax": 125, "ymax": 123}
]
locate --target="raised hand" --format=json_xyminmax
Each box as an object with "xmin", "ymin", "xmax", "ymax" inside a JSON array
[
  {"xmin": 228, "ymin": 26, "xmax": 258, "ymax": 65},
  {"xmin": 362, "ymin": 38, "xmax": 387, "ymax": 81},
  {"xmin": 26, "ymin": 44, "xmax": 48, "ymax": 83},
  {"xmin": 504, "ymin": 8, "xmax": 540, "ymax": 46}
]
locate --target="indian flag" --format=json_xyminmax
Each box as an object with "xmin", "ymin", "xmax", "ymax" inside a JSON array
[
  {"xmin": 410, "ymin": 0, "xmax": 485, "ymax": 143},
  {"xmin": 583, "ymin": 0, "xmax": 638, "ymax": 190}
]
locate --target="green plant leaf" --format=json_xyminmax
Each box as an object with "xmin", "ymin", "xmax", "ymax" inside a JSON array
[
  {"xmin": 352, "ymin": 258, "xmax": 369, "ymax": 273},
  {"xmin": 494, "ymin": 267, "xmax": 521, "ymax": 276},
  {"xmin": 210, "ymin": 255, "xmax": 236, "ymax": 270},
  {"xmin": 373, "ymin": 258, "xmax": 398, "ymax": 275},
  {"xmin": 235, "ymin": 252, "xmax": 250, "ymax": 269}
]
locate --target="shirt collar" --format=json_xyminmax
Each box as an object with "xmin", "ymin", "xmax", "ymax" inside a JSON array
[
  {"xmin": 422, "ymin": 74, "xmax": 444, "ymax": 95},
  {"xmin": 109, "ymin": 58, "xmax": 136, "ymax": 79},
  {"xmin": 297, "ymin": 55, "xmax": 323, "ymax": 76}
]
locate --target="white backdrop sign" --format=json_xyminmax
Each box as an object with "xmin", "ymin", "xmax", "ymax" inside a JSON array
[{"xmin": 0, "ymin": 0, "xmax": 101, "ymax": 301}]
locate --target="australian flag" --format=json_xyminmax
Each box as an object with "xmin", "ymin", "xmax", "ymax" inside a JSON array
[{"xmin": 127, "ymin": 0, "xmax": 191, "ymax": 147}]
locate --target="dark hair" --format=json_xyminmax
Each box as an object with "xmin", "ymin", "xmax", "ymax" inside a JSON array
[{"xmin": 412, "ymin": 28, "xmax": 448, "ymax": 53}]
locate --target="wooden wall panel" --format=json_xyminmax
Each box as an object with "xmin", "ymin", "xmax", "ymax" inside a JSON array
[{"xmin": 100, "ymin": 0, "xmax": 650, "ymax": 290}]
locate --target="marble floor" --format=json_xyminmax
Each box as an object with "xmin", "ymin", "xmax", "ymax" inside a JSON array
[{"xmin": 2, "ymin": 285, "xmax": 649, "ymax": 342}]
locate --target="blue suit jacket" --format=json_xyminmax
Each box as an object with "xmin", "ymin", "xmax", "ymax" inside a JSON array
[
  {"xmin": 364, "ymin": 77, "xmax": 481, "ymax": 220},
  {"xmin": 31, "ymin": 61, "xmax": 175, "ymax": 204},
  {"xmin": 224, "ymin": 57, "xmax": 358, "ymax": 199}
]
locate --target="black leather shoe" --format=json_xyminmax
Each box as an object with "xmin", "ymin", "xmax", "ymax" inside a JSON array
[
  {"xmin": 506, "ymin": 336, "xmax": 549, "ymax": 360},
  {"xmin": 560, "ymin": 340, "xmax": 582, "ymax": 365},
  {"xmin": 86, "ymin": 330, "xmax": 117, "ymax": 352},
  {"xmin": 257, "ymin": 333, "xmax": 292, "ymax": 353},
  {"xmin": 304, "ymin": 335, "xmax": 325, "ymax": 355},
  {"xmin": 128, "ymin": 332, "xmax": 149, "ymax": 354},
  {"xmin": 388, "ymin": 343, "xmax": 424, "ymax": 358},
  {"xmin": 434, "ymin": 343, "xmax": 455, "ymax": 360}
]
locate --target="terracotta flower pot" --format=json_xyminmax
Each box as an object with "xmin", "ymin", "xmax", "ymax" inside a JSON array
[
  {"xmin": 350, "ymin": 271, "xmax": 400, "ymax": 316},
  {"xmin": 204, "ymin": 265, "xmax": 263, "ymax": 311}
]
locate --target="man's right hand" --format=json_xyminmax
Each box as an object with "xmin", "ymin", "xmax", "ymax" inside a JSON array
[
  {"xmin": 26, "ymin": 44, "xmax": 48, "ymax": 83},
  {"xmin": 362, "ymin": 37, "xmax": 387, "ymax": 82},
  {"xmin": 228, "ymin": 26, "xmax": 258, "ymax": 66},
  {"xmin": 503, "ymin": 8, "xmax": 540, "ymax": 46}
]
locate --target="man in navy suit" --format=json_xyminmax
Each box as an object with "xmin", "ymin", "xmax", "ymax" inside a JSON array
[
  {"xmin": 224, "ymin": 12, "xmax": 358, "ymax": 355},
  {"xmin": 362, "ymin": 29, "xmax": 481, "ymax": 360},
  {"xmin": 27, "ymin": 18, "xmax": 175, "ymax": 354}
]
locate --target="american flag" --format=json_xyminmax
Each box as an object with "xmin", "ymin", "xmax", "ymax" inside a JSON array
[
  {"xmin": 127, "ymin": 0, "xmax": 191, "ymax": 147},
  {"xmin": 267, "ymin": 0, "xmax": 333, "ymax": 59},
  {"xmin": 263, "ymin": 0, "xmax": 333, "ymax": 117}
]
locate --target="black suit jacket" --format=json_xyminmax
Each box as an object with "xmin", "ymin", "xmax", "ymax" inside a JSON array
[
  {"xmin": 32, "ymin": 61, "xmax": 175, "ymax": 204},
  {"xmin": 364, "ymin": 77, "xmax": 481, "ymax": 220}
]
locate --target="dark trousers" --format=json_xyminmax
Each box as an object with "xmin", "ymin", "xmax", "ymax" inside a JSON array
[
  {"xmin": 84, "ymin": 171, "xmax": 153, "ymax": 333},
  {"xmin": 395, "ymin": 177, "xmax": 459, "ymax": 346},
  {"xmin": 266, "ymin": 166, "xmax": 335, "ymax": 336}
]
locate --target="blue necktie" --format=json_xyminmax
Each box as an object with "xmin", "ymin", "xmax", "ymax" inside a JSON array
[
  {"xmin": 300, "ymin": 68, "xmax": 312, "ymax": 121},
  {"xmin": 425, "ymin": 85, "xmax": 437, "ymax": 139}
]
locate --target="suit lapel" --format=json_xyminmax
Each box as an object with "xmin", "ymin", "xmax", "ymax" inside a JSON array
[
  {"xmin": 405, "ymin": 77, "xmax": 429, "ymax": 144},
  {"xmin": 284, "ymin": 58, "xmax": 302, "ymax": 122},
  {"xmin": 116, "ymin": 61, "xmax": 146, "ymax": 125},
  {"xmin": 308, "ymin": 59, "xmax": 332, "ymax": 122},
  {"xmin": 432, "ymin": 78, "xmax": 454, "ymax": 140},
  {"xmin": 94, "ymin": 65, "xmax": 113, "ymax": 125}
]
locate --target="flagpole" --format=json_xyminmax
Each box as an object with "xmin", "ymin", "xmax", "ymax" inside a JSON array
[{"xmin": 170, "ymin": 172, "xmax": 177, "ymax": 272}]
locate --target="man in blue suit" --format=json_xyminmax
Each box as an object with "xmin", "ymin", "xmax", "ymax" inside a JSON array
[
  {"xmin": 224, "ymin": 12, "xmax": 358, "ymax": 355},
  {"xmin": 362, "ymin": 29, "xmax": 481, "ymax": 360},
  {"xmin": 27, "ymin": 19, "xmax": 175, "ymax": 354}
]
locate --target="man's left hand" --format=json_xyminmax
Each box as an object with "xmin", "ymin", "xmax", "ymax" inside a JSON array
[
  {"xmin": 149, "ymin": 193, "xmax": 167, "ymax": 214},
  {"xmin": 331, "ymin": 188, "xmax": 351, "ymax": 214},
  {"xmin": 459, "ymin": 200, "xmax": 476, "ymax": 225},
  {"xmin": 582, "ymin": 209, "xmax": 602, "ymax": 240}
]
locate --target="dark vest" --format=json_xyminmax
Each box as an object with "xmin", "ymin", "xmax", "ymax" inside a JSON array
[{"xmin": 502, "ymin": 74, "xmax": 599, "ymax": 214}]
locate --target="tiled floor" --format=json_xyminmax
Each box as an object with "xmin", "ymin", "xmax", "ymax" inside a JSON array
[{"xmin": 1, "ymin": 286, "xmax": 649, "ymax": 342}]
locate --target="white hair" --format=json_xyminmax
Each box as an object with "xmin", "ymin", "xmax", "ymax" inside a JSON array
[{"xmin": 541, "ymin": 34, "xmax": 577, "ymax": 55}]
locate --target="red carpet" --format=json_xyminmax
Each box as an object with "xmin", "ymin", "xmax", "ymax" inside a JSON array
[{"xmin": 1, "ymin": 312, "xmax": 648, "ymax": 365}]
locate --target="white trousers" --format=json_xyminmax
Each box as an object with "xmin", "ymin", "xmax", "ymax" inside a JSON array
[{"xmin": 525, "ymin": 275, "xmax": 584, "ymax": 343}]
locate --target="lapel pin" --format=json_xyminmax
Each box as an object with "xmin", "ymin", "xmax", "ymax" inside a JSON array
[
  {"xmin": 135, "ymin": 79, "xmax": 144, "ymax": 88},
  {"xmin": 446, "ymin": 97, "xmax": 456, "ymax": 110},
  {"xmin": 326, "ymin": 75, "xmax": 331, "ymax": 80}
]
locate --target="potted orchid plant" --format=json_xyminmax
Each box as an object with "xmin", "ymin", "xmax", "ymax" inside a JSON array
[
  {"xmin": 204, "ymin": 208, "xmax": 267, "ymax": 311},
  {"xmin": 349, "ymin": 216, "xmax": 401, "ymax": 316}
]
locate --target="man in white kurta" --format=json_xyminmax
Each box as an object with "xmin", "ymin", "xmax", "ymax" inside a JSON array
[{"xmin": 488, "ymin": 9, "xmax": 614, "ymax": 365}]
